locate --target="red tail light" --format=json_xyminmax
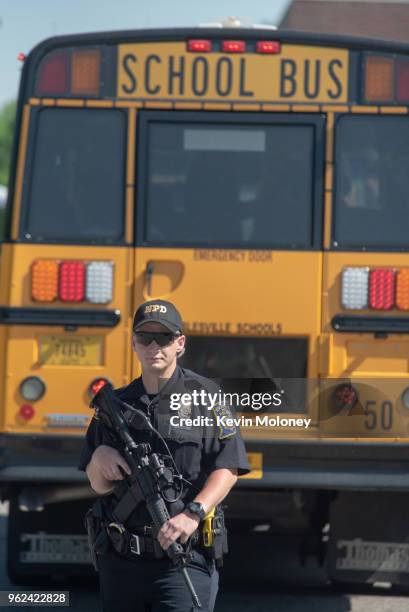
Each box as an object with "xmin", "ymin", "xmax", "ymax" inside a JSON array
[
  {"xmin": 369, "ymin": 268, "xmax": 395, "ymax": 310},
  {"xmin": 36, "ymin": 49, "xmax": 69, "ymax": 96},
  {"xmin": 396, "ymin": 60, "xmax": 409, "ymax": 102},
  {"xmin": 221, "ymin": 40, "xmax": 246, "ymax": 53},
  {"xmin": 333, "ymin": 384, "xmax": 358, "ymax": 411},
  {"xmin": 59, "ymin": 261, "xmax": 85, "ymax": 302},
  {"xmin": 19, "ymin": 404, "xmax": 35, "ymax": 421}
]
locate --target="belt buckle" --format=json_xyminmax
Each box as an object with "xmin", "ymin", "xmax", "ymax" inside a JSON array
[{"xmin": 130, "ymin": 533, "xmax": 141, "ymax": 555}]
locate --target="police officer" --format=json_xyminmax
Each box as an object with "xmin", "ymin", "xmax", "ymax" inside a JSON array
[{"xmin": 78, "ymin": 299, "xmax": 251, "ymax": 612}]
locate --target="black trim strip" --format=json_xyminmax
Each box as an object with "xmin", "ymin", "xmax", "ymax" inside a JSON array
[
  {"xmin": 332, "ymin": 314, "xmax": 409, "ymax": 334},
  {"xmin": 0, "ymin": 307, "xmax": 120, "ymax": 327}
]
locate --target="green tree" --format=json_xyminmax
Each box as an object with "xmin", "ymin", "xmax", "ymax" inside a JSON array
[
  {"xmin": 0, "ymin": 100, "xmax": 16, "ymax": 239},
  {"xmin": 0, "ymin": 100, "xmax": 16, "ymax": 186}
]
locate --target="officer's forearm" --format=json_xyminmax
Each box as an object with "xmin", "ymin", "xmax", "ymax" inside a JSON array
[
  {"xmin": 86, "ymin": 459, "xmax": 114, "ymax": 495},
  {"xmin": 192, "ymin": 468, "xmax": 238, "ymax": 514}
]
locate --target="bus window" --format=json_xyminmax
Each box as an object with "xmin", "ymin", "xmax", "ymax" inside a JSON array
[
  {"xmin": 334, "ymin": 115, "xmax": 409, "ymax": 249},
  {"xmin": 179, "ymin": 336, "xmax": 308, "ymax": 413},
  {"xmin": 22, "ymin": 108, "xmax": 126, "ymax": 243},
  {"xmin": 138, "ymin": 115, "xmax": 317, "ymax": 249}
]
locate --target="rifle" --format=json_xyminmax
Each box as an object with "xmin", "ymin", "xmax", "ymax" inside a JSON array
[{"xmin": 90, "ymin": 382, "xmax": 202, "ymax": 609}]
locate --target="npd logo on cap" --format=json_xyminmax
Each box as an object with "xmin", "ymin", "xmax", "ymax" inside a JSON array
[{"xmin": 144, "ymin": 304, "xmax": 167, "ymax": 314}]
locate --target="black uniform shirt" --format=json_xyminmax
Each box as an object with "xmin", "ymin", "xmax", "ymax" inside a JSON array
[{"xmin": 78, "ymin": 365, "xmax": 251, "ymax": 527}]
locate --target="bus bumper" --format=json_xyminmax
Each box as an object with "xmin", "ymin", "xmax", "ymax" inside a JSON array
[
  {"xmin": 0, "ymin": 433, "xmax": 87, "ymax": 484},
  {"xmin": 1, "ymin": 433, "xmax": 409, "ymax": 491},
  {"xmin": 240, "ymin": 438, "xmax": 409, "ymax": 491}
]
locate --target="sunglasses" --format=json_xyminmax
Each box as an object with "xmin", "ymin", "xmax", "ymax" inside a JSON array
[{"xmin": 134, "ymin": 331, "xmax": 179, "ymax": 347}]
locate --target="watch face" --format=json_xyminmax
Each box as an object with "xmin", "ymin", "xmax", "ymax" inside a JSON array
[{"xmin": 188, "ymin": 502, "xmax": 205, "ymax": 519}]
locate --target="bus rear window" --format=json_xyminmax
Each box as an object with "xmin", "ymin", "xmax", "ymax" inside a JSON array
[
  {"xmin": 23, "ymin": 108, "xmax": 126, "ymax": 243},
  {"xmin": 138, "ymin": 114, "xmax": 319, "ymax": 248},
  {"xmin": 334, "ymin": 115, "xmax": 409, "ymax": 249}
]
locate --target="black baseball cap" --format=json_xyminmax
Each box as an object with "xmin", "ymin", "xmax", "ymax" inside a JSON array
[{"xmin": 132, "ymin": 299, "xmax": 183, "ymax": 334}]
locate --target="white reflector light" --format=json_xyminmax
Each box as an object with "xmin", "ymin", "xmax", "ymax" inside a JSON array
[
  {"xmin": 86, "ymin": 262, "xmax": 113, "ymax": 304},
  {"xmin": 341, "ymin": 267, "xmax": 369, "ymax": 309},
  {"xmin": 20, "ymin": 376, "xmax": 46, "ymax": 401}
]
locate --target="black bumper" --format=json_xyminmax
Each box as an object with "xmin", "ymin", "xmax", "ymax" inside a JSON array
[
  {"xmin": 243, "ymin": 437, "xmax": 409, "ymax": 491},
  {"xmin": 1, "ymin": 434, "xmax": 409, "ymax": 491},
  {"xmin": 0, "ymin": 433, "xmax": 87, "ymax": 483}
]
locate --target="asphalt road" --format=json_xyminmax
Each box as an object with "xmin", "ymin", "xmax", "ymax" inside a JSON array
[{"xmin": 0, "ymin": 503, "xmax": 408, "ymax": 611}]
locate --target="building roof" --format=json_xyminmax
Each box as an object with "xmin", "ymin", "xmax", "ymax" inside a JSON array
[{"xmin": 279, "ymin": 0, "xmax": 409, "ymax": 42}]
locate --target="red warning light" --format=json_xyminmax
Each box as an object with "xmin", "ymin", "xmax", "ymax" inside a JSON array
[
  {"xmin": 256, "ymin": 41, "xmax": 281, "ymax": 54},
  {"xmin": 221, "ymin": 40, "xmax": 246, "ymax": 53}
]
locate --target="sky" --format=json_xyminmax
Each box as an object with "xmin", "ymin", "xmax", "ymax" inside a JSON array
[{"xmin": 0, "ymin": 0, "xmax": 290, "ymax": 108}]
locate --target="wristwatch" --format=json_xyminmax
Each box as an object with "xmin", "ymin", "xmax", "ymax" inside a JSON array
[{"xmin": 185, "ymin": 501, "xmax": 206, "ymax": 521}]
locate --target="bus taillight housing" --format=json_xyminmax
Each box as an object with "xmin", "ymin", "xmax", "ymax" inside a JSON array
[
  {"xmin": 36, "ymin": 47, "xmax": 101, "ymax": 97},
  {"xmin": 341, "ymin": 266, "xmax": 409, "ymax": 311},
  {"xmin": 31, "ymin": 259, "xmax": 114, "ymax": 304}
]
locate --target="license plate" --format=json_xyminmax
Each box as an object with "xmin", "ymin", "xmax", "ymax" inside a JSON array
[
  {"xmin": 240, "ymin": 452, "xmax": 263, "ymax": 479},
  {"xmin": 39, "ymin": 335, "xmax": 103, "ymax": 366}
]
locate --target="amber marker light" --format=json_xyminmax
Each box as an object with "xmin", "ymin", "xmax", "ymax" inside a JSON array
[
  {"xmin": 396, "ymin": 269, "xmax": 409, "ymax": 310},
  {"xmin": 71, "ymin": 49, "xmax": 101, "ymax": 95},
  {"xmin": 364, "ymin": 56, "xmax": 394, "ymax": 102},
  {"xmin": 31, "ymin": 260, "xmax": 59, "ymax": 302}
]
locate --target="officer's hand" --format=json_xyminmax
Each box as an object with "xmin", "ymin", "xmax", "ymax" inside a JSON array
[
  {"xmin": 157, "ymin": 512, "xmax": 200, "ymax": 550},
  {"xmin": 91, "ymin": 445, "xmax": 132, "ymax": 482}
]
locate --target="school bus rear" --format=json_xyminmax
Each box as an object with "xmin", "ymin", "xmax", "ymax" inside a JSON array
[{"xmin": 2, "ymin": 28, "xmax": 409, "ymax": 584}]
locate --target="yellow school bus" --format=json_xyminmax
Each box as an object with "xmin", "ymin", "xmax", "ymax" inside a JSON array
[{"xmin": 2, "ymin": 25, "xmax": 409, "ymax": 585}]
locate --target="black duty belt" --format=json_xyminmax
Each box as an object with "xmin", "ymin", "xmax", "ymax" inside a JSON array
[
  {"xmin": 106, "ymin": 521, "xmax": 164, "ymax": 559},
  {"xmin": 105, "ymin": 521, "xmax": 200, "ymax": 560}
]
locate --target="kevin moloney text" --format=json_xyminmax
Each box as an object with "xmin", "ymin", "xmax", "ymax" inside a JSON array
[{"xmin": 170, "ymin": 415, "xmax": 312, "ymax": 429}]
